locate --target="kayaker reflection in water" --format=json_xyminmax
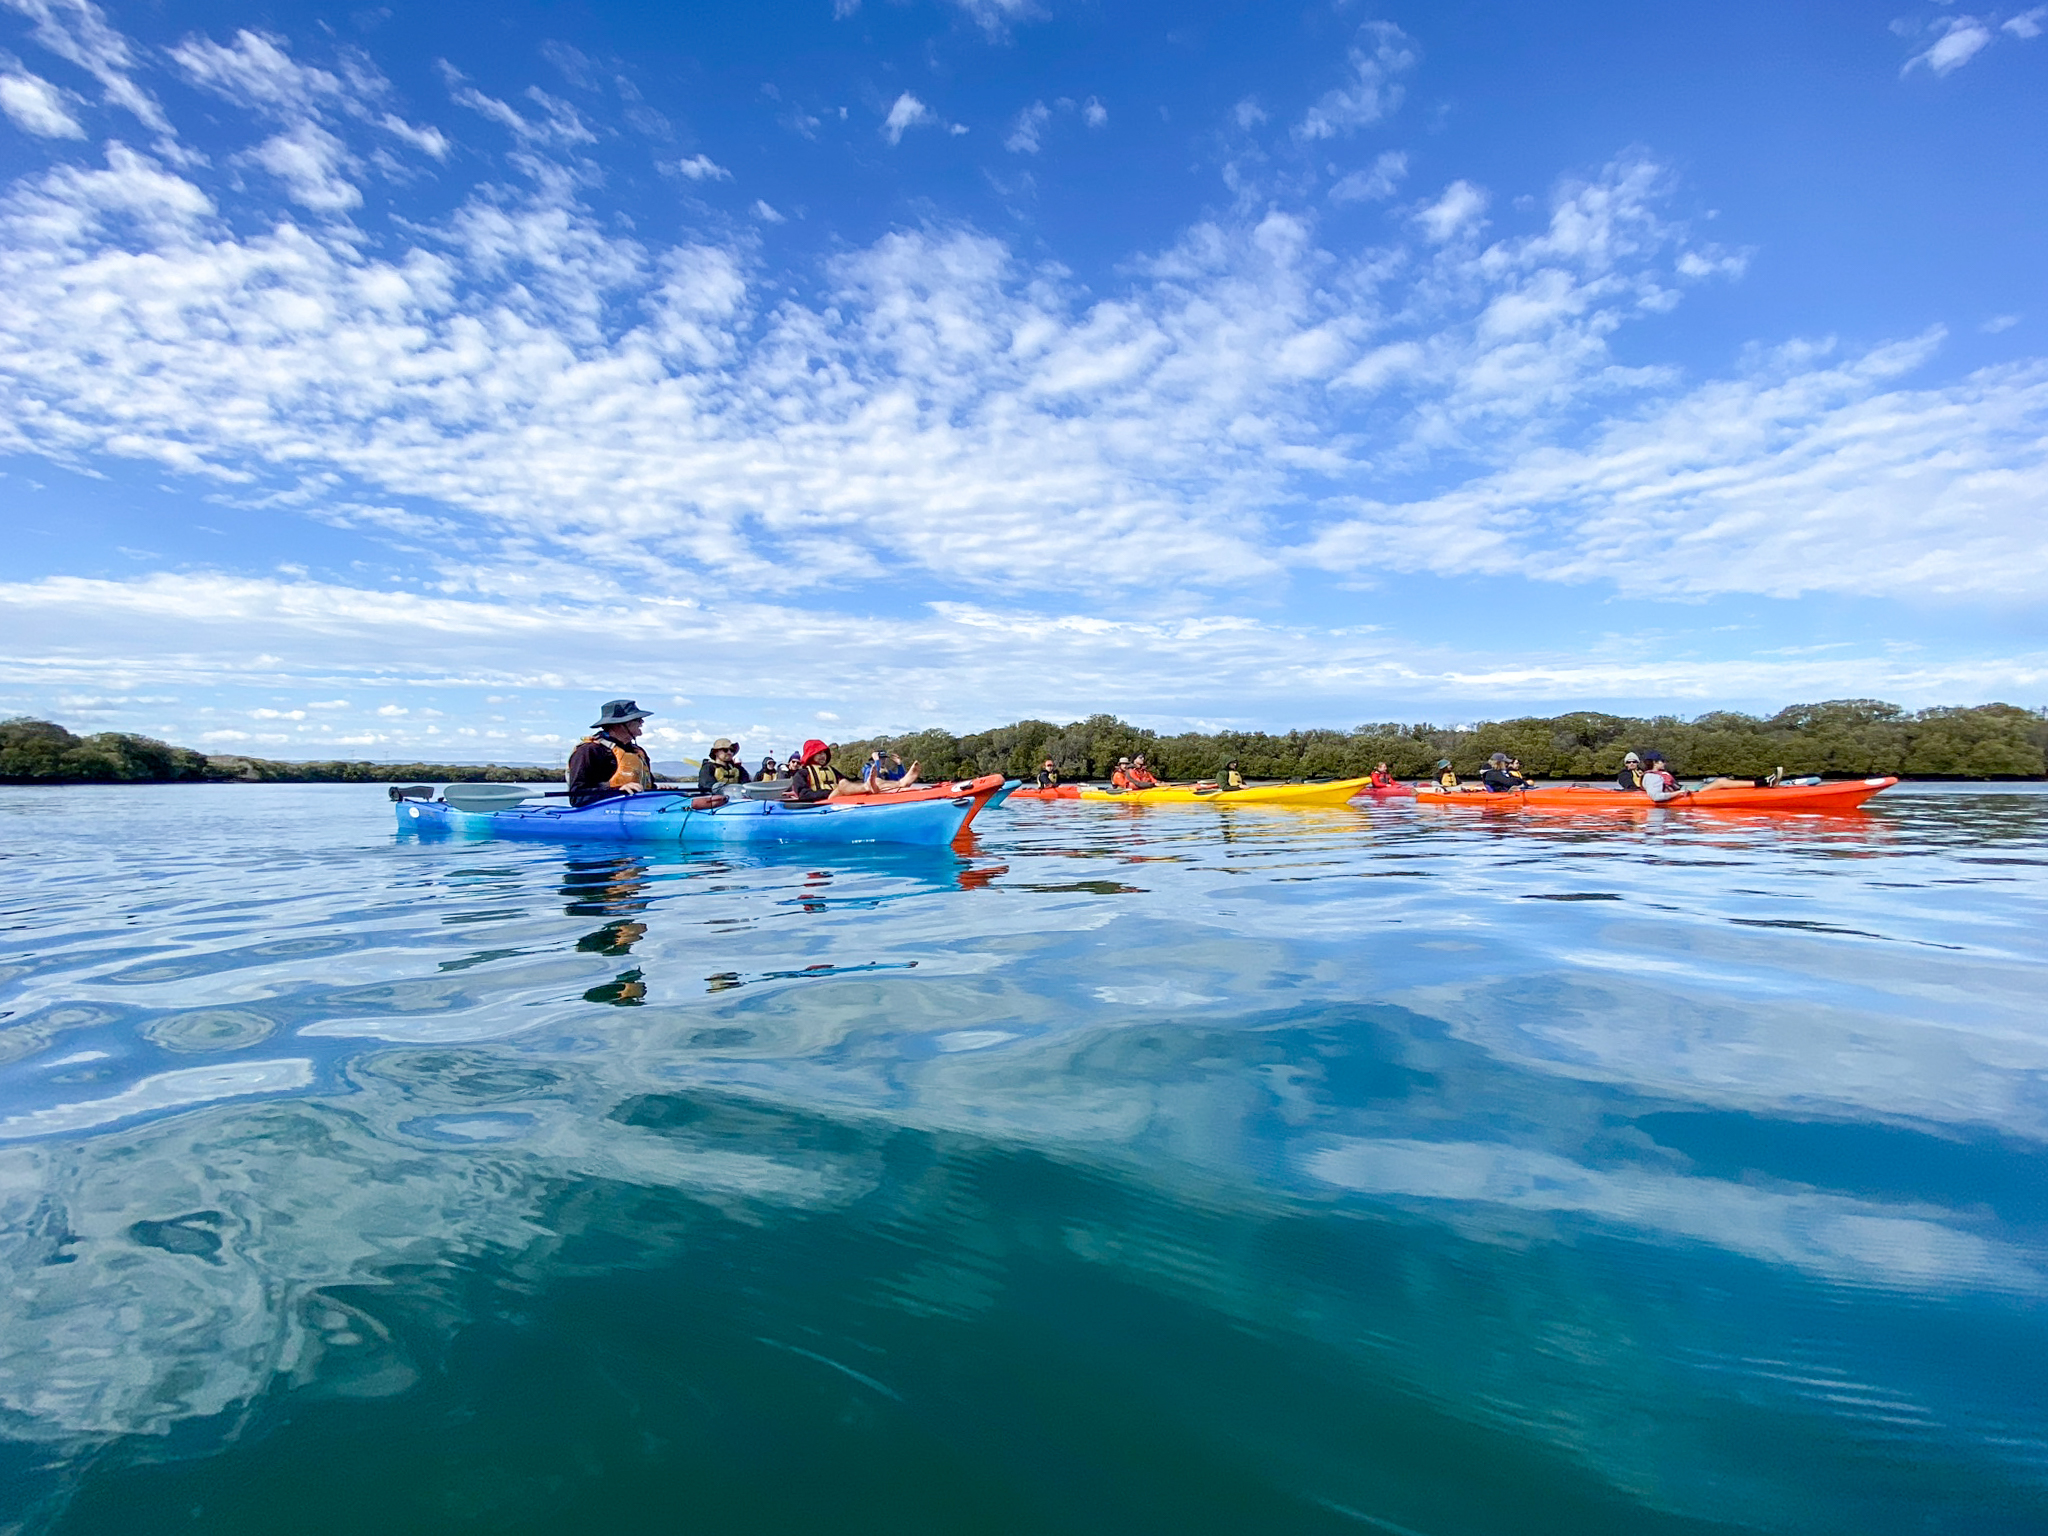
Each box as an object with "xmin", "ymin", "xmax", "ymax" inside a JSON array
[
  {"xmin": 1615, "ymin": 750, "xmax": 1645, "ymax": 791},
  {"xmin": 566, "ymin": 699, "xmax": 660, "ymax": 807},
  {"xmin": 1480, "ymin": 752, "xmax": 1530, "ymax": 793}
]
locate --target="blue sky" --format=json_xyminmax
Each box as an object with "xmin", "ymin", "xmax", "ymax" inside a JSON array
[{"xmin": 0, "ymin": 0, "xmax": 2043, "ymax": 764}]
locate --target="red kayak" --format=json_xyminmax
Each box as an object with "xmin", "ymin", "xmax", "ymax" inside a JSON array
[
  {"xmin": 1360, "ymin": 783, "xmax": 1417, "ymax": 799},
  {"xmin": 1010, "ymin": 783, "xmax": 1083, "ymax": 800},
  {"xmin": 1415, "ymin": 777, "xmax": 1899, "ymax": 813}
]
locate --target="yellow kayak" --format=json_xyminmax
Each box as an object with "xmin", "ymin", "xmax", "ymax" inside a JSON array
[{"xmin": 1078, "ymin": 776, "xmax": 1372, "ymax": 807}]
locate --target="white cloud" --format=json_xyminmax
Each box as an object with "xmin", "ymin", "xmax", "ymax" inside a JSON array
[
  {"xmin": 2006, "ymin": 7, "xmax": 2046, "ymax": 39},
  {"xmin": 0, "ymin": 141, "xmax": 1882, "ymax": 618},
  {"xmin": 1004, "ymin": 99, "xmax": 1049, "ymax": 153},
  {"xmin": 172, "ymin": 27, "xmax": 443, "ymax": 159},
  {"xmin": 1415, "ymin": 178, "xmax": 1488, "ymax": 242},
  {"xmin": 3, "ymin": 573, "xmax": 2042, "ymax": 758},
  {"xmin": 1903, "ymin": 15, "xmax": 1995, "ymax": 75},
  {"xmin": 378, "ymin": 113, "xmax": 448, "ymax": 160},
  {"xmin": 672, "ymin": 153, "xmax": 730, "ymax": 181},
  {"xmin": 246, "ymin": 121, "xmax": 360, "ymax": 212},
  {"xmin": 2, "ymin": 0, "xmax": 169, "ymax": 133},
  {"xmin": 751, "ymin": 198, "xmax": 785, "ymax": 223},
  {"xmin": 0, "ymin": 65, "xmax": 83, "ymax": 137},
  {"xmin": 1328, "ymin": 149, "xmax": 1406, "ymax": 204},
  {"xmin": 1296, "ymin": 21, "xmax": 1417, "ymax": 141},
  {"xmin": 443, "ymin": 67, "xmax": 595, "ymax": 146},
  {"xmin": 947, "ymin": 0, "xmax": 1041, "ymax": 36},
  {"xmin": 171, "ymin": 29, "xmax": 342, "ymax": 116},
  {"xmin": 881, "ymin": 91, "xmax": 935, "ymax": 145},
  {"xmin": 1007, "ymin": 96, "xmax": 1102, "ymax": 153},
  {"xmin": 1308, "ymin": 335, "xmax": 2048, "ymax": 603}
]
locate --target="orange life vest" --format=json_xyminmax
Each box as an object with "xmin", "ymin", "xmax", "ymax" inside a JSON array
[{"xmin": 582, "ymin": 732, "xmax": 654, "ymax": 790}]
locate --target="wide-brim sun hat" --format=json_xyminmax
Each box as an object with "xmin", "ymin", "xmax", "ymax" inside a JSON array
[
  {"xmin": 712, "ymin": 737, "xmax": 737, "ymax": 751},
  {"xmin": 591, "ymin": 698, "xmax": 652, "ymax": 728}
]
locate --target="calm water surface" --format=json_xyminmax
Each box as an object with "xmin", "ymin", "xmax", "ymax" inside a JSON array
[{"xmin": 1, "ymin": 782, "xmax": 2044, "ymax": 1534}]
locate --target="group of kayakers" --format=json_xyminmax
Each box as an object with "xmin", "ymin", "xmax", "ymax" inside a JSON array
[
  {"xmin": 567, "ymin": 700, "xmax": 927, "ymax": 809},
  {"xmin": 1418, "ymin": 746, "xmax": 1694, "ymax": 799},
  {"xmin": 569, "ymin": 697, "xmax": 1730, "ymax": 809}
]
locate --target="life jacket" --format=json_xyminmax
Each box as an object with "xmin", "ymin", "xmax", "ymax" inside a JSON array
[
  {"xmin": 582, "ymin": 733, "xmax": 653, "ymax": 790},
  {"xmin": 1437, "ymin": 768, "xmax": 1459, "ymax": 788},
  {"xmin": 1617, "ymin": 766, "xmax": 1644, "ymax": 790},
  {"xmin": 706, "ymin": 757, "xmax": 745, "ymax": 785},
  {"xmin": 1110, "ymin": 767, "xmax": 1134, "ymax": 790},
  {"xmin": 792, "ymin": 760, "xmax": 843, "ymax": 799},
  {"xmin": 1222, "ymin": 768, "xmax": 1244, "ymax": 790},
  {"xmin": 1128, "ymin": 768, "xmax": 1160, "ymax": 788},
  {"xmin": 1370, "ymin": 770, "xmax": 1394, "ymax": 787},
  {"xmin": 1036, "ymin": 768, "xmax": 1060, "ymax": 788}
]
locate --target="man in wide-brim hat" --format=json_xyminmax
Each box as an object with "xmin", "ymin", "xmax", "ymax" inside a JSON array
[
  {"xmin": 698, "ymin": 735, "xmax": 752, "ymax": 792},
  {"xmin": 567, "ymin": 699, "xmax": 658, "ymax": 807}
]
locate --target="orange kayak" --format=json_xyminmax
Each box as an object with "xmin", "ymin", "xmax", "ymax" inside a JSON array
[
  {"xmin": 1415, "ymin": 777, "xmax": 1899, "ymax": 812},
  {"xmin": 1010, "ymin": 784, "xmax": 1083, "ymax": 800}
]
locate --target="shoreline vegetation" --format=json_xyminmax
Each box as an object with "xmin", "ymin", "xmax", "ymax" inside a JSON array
[{"xmin": 4, "ymin": 700, "xmax": 2043, "ymax": 786}]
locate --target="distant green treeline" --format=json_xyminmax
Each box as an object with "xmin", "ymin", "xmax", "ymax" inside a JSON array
[
  {"xmin": 0, "ymin": 718, "xmax": 557, "ymax": 785},
  {"xmin": 838, "ymin": 700, "xmax": 2047, "ymax": 783},
  {"xmin": 7, "ymin": 701, "xmax": 2044, "ymax": 787}
]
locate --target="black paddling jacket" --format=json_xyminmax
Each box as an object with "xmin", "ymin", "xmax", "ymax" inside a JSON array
[
  {"xmin": 699, "ymin": 757, "xmax": 751, "ymax": 791},
  {"xmin": 1036, "ymin": 768, "xmax": 1061, "ymax": 788},
  {"xmin": 1616, "ymin": 765, "xmax": 1644, "ymax": 790}
]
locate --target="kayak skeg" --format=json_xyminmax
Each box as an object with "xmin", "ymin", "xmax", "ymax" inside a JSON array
[
  {"xmin": 1414, "ymin": 776, "xmax": 1900, "ymax": 813},
  {"xmin": 394, "ymin": 774, "xmax": 1006, "ymax": 847},
  {"xmin": 1077, "ymin": 775, "xmax": 1374, "ymax": 807}
]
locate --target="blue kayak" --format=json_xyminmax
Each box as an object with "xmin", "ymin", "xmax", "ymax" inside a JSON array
[{"xmin": 394, "ymin": 779, "xmax": 1001, "ymax": 847}]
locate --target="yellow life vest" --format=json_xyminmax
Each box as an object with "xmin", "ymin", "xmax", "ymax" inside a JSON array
[
  {"xmin": 583, "ymin": 733, "xmax": 654, "ymax": 790},
  {"xmin": 795, "ymin": 761, "xmax": 842, "ymax": 796},
  {"xmin": 1438, "ymin": 769, "xmax": 1459, "ymax": 788},
  {"xmin": 707, "ymin": 758, "xmax": 744, "ymax": 785}
]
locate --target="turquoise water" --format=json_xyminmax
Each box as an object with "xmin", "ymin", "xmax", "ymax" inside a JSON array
[{"xmin": 1, "ymin": 782, "xmax": 2044, "ymax": 1534}]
